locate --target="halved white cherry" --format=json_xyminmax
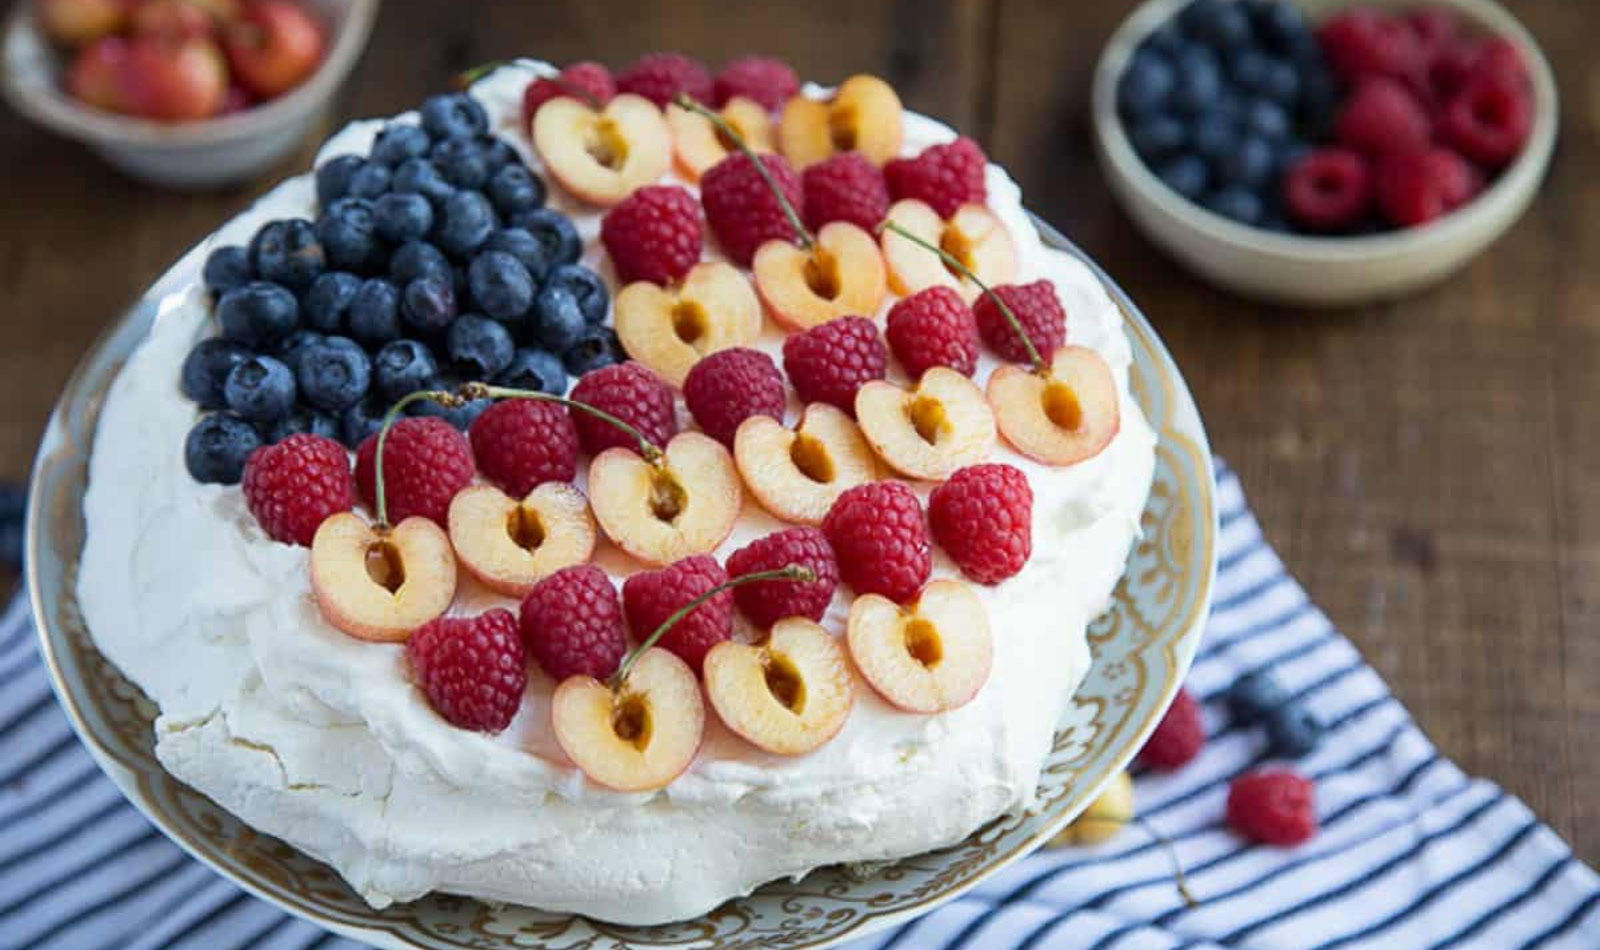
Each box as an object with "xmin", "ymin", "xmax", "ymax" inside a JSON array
[
  {"xmin": 310, "ymin": 512, "xmax": 457, "ymax": 642},
  {"xmin": 847, "ymin": 579, "xmax": 992, "ymax": 713}
]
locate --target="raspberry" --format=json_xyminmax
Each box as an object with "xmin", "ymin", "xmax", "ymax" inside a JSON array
[
  {"xmin": 1376, "ymin": 147, "xmax": 1479, "ymax": 228},
  {"xmin": 928, "ymin": 464, "xmax": 1032, "ymax": 585},
  {"xmin": 355, "ymin": 417, "xmax": 475, "ymax": 528},
  {"xmin": 713, "ymin": 55, "xmax": 799, "ymax": 112},
  {"xmin": 700, "ymin": 151, "xmax": 805, "ymax": 267},
  {"xmin": 567, "ymin": 362, "xmax": 678, "ymax": 456},
  {"xmin": 822, "ymin": 481, "xmax": 931, "ymax": 604},
  {"xmin": 1335, "ymin": 78, "xmax": 1431, "ymax": 157},
  {"xmin": 615, "ymin": 52, "xmax": 712, "ymax": 107},
  {"xmin": 725, "ymin": 527, "xmax": 839, "ymax": 627},
  {"xmin": 406, "ymin": 609, "xmax": 526, "ymax": 733},
  {"xmin": 1227, "ymin": 769, "xmax": 1318, "ymax": 845},
  {"xmin": 885, "ymin": 287, "xmax": 979, "ymax": 379},
  {"xmin": 882, "ymin": 137, "xmax": 987, "ymax": 219},
  {"xmin": 1439, "ymin": 74, "xmax": 1531, "ymax": 169},
  {"xmin": 973, "ymin": 281, "xmax": 1066, "ymax": 365},
  {"xmin": 622, "ymin": 555, "xmax": 731, "ymax": 674},
  {"xmin": 1138, "ymin": 687, "xmax": 1205, "ymax": 770},
  {"xmin": 801, "ymin": 153, "xmax": 889, "ymax": 233},
  {"xmin": 600, "ymin": 185, "xmax": 704, "ymax": 286},
  {"xmin": 1284, "ymin": 148, "xmax": 1372, "ymax": 232},
  {"xmin": 522, "ymin": 62, "xmax": 615, "ymax": 124},
  {"xmin": 241, "ymin": 433, "xmax": 352, "ymax": 546},
  {"xmin": 782, "ymin": 316, "xmax": 887, "ymax": 414},
  {"xmin": 1405, "ymin": 7, "xmax": 1458, "ymax": 55},
  {"xmin": 1317, "ymin": 8, "xmax": 1426, "ymax": 89},
  {"xmin": 683, "ymin": 347, "xmax": 785, "ymax": 447},
  {"xmin": 1471, "ymin": 36, "xmax": 1530, "ymax": 90},
  {"xmin": 467, "ymin": 399, "xmax": 578, "ymax": 498},
  {"xmin": 1428, "ymin": 40, "xmax": 1480, "ymax": 104},
  {"xmin": 520, "ymin": 565, "xmax": 627, "ymax": 681}
]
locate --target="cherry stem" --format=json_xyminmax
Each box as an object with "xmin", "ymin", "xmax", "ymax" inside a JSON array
[
  {"xmin": 1130, "ymin": 816, "xmax": 1198, "ymax": 908},
  {"xmin": 878, "ymin": 219, "xmax": 1048, "ymax": 374},
  {"xmin": 460, "ymin": 382, "xmax": 663, "ymax": 465},
  {"xmin": 374, "ymin": 389, "xmax": 462, "ymax": 530},
  {"xmin": 673, "ymin": 94, "xmax": 812, "ymax": 250},
  {"xmin": 608, "ymin": 564, "xmax": 816, "ymax": 690}
]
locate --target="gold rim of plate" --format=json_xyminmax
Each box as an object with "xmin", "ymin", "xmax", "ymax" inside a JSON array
[{"xmin": 26, "ymin": 216, "xmax": 1216, "ymax": 950}]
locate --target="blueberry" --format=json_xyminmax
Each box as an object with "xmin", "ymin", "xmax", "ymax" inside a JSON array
[
  {"xmin": 1117, "ymin": 48, "xmax": 1175, "ymax": 117},
  {"xmin": 315, "ymin": 198, "xmax": 384, "ymax": 275},
  {"xmin": 402, "ymin": 276, "xmax": 457, "ymax": 333},
  {"xmin": 302, "ymin": 271, "xmax": 361, "ymax": 333},
  {"xmin": 370, "ymin": 122, "xmax": 431, "ymax": 166},
  {"xmin": 485, "ymin": 163, "xmax": 545, "ymax": 217},
  {"xmin": 1227, "ymin": 671, "xmax": 1289, "ymax": 724},
  {"xmin": 348, "ymin": 161, "xmax": 392, "ymax": 200},
  {"xmin": 315, "ymin": 154, "xmax": 366, "ymax": 205},
  {"xmin": 265, "ymin": 407, "xmax": 340, "ymax": 443},
  {"xmin": 1251, "ymin": 0, "xmax": 1315, "ymax": 56},
  {"xmin": 373, "ymin": 192, "xmax": 435, "ymax": 244},
  {"xmin": 1170, "ymin": 46, "xmax": 1223, "ymax": 115},
  {"xmin": 1190, "ymin": 111, "xmax": 1237, "ymax": 166},
  {"xmin": 271, "ymin": 328, "xmax": 326, "ymax": 370},
  {"xmin": 1241, "ymin": 98, "xmax": 1291, "ymax": 142},
  {"xmin": 340, "ymin": 395, "xmax": 389, "ymax": 448},
  {"xmin": 481, "ymin": 228, "xmax": 551, "ymax": 284},
  {"xmin": 1257, "ymin": 58, "xmax": 1301, "ymax": 107},
  {"xmin": 532, "ymin": 287, "xmax": 587, "ymax": 352},
  {"xmin": 348, "ymin": 278, "xmax": 403, "ymax": 347},
  {"xmin": 431, "ymin": 137, "xmax": 490, "ymax": 190},
  {"xmin": 509, "ymin": 208, "xmax": 582, "ymax": 269},
  {"xmin": 373, "ymin": 339, "xmax": 439, "ymax": 400},
  {"xmin": 1128, "ymin": 113, "xmax": 1188, "ymax": 161},
  {"xmin": 203, "ymin": 246, "xmax": 253, "ymax": 297},
  {"xmin": 223, "ymin": 354, "xmax": 297, "ymax": 422},
  {"xmin": 1217, "ymin": 135, "xmax": 1275, "ymax": 188},
  {"xmin": 1141, "ymin": 22, "xmax": 1185, "ymax": 58},
  {"xmin": 447, "ymin": 313, "xmax": 516, "ymax": 379},
  {"xmin": 1204, "ymin": 185, "xmax": 1265, "ymax": 225},
  {"xmin": 543, "ymin": 264, "xmax": 609, "ymax": 325},
  {"xmin": 217, "ymin": 281, "xmax": 299, "ymax": 346},
  {"xmin": 391, "ymin": 157, "xmax": 456, "ymax": 207},
  {"xmin": 496, "ymin": 347, "xmax": 566, "ymax": 394},
  {"xmin": 480, "ymin": 137, "xmax": 518, "ymax": 172},
  {"xmin": 1266, "ymin": 704, "xmax": 1323, "ymax": 758},
  {"xmin": 420, "ymin": 93, "xmax": 489, "ymax": 140},
  {"xmin": 296, "ymin": 337, "xmax": 372, "ymax": 412},
  {"xmin": 435, "ymin": 190, "xmax": 497, "ymax": 258},
  {"xmin": 1180, "ymin": 0, "xmax": 1251, "ymax": 49},
  {"xmin": 184, "ymin": 413, "xmax": 263, "ymax": 485},
  {"xmin": 1230, "ymin": 49, "xmax": 1272, "ymax": 93},
  {"xmin": 250, "ymin": 219, "xmax": 326, "ymax": 292},
  {"xmin": 467, "ymin": 250, "xmax": 535, "ymax": 321},
  {"xmin": 180, "ymin": 338, "xmax": 253, "ymax": 409},
  {"xmin": 1275, "ymin": 137, "xmax": 1310, "ymax": 175},
  {"xmin": 1155, "ymin": 153, "xmax": 1210, "ymax": 200},
  {"xmin": 389, "ymin": 240, "xmax": 453, "ymax": 286},
  {"xmin": 561, "ymin": 326, "xmax": 623, "ymax": 376},
  {"xmin": 1297, "ymin": 60, "xmax": 1340, "ymax": 134}
]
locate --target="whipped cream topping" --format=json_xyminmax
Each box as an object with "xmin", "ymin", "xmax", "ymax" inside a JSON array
[{"xmin": 76, "ymin": 62, "xmax": 1157, "ymax": 925}]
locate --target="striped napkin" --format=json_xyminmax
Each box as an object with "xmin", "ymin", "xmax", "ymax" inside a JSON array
[{"xmin": 2, "ymin": 461, "xmax": 1596, "ymax": 950}]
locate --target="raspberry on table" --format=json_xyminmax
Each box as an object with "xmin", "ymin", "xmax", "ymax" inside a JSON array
[
  {"xmin": 1439, "ymin": 74, "xmax": 1532, "ymax": 169},
  {"xmin": 883, "ymin": 137, "xmax": 988, "ymax": 219},
  {"xmin": 467, "ymin": 399, "xmax": 578, "ymax": 498},
  {"xmin": 700, "ymin": 152, "xmax": 804, "ymax": 267},
  {"xmin": 522, "ymin": 62, "xmax": 616, "ymax": 124},
  {"xmin": 725, "ymin": 526, "xmax": 840, "ymax": 628},
  {"xmin": 1376, "ymin": 147, "xmax": 1478, "ymax": 228},
  {"xmin": 1138, "ymin": 686, "xmax": 1205, "ymax": 770},
  {"xmin": 782, "ymin": 316, "xmax": 887, "ymax": 415},
  {"xmin": 683, "ymin": 347, "xmax": 786, "ymax": 447},
  {"xmin": 928, "ymin": 464, "xmax": 1032, "ymax": 585},
  {"xmin": 885, "ymin": 286, "xmax": 980, "ymax": 379},
  {"xmin": 600, "ymin": 185, "xmax": 704, "ymax": 286},
  {"xmin": 616, "ymin": 52, "xmax": 713, "ymax": 107},
  {"xmin": 519, "ymin": 564, "xmax": 627, "ymax": 681},
  {"xmin": 567, "ymin": 361, "xmax": 679, "ymax": 456},
  {"xmin": 1227, "ymin": 769, "xmax": 1317, "ymax": 845},
  {"xmin": 623, "ymin": 555, "xmax": 732, "ymax": 675},
  {"xmin": 802, "ymin": 152, "xmax": 890, "ymax": 233},
  {"xmin": 241, "ymin": 433, "xmax": 353, "ymax": 546},
  {"xmin": 406, "ymin": 609, "xmax": 527, "ymax": 733},
  {"xmin": 1284, "ymin": 148, "xmax": 1372, "ymax": 232},
  {"xmin": 713, "ymin": 56, "xmax": 799, "ymax": 112},
  {"xmin": 1335, "ymin": 77, "xmax": 1431, "ymax": 157},
  {"xmin": 354, "ymin": 416, "xmax": 476, "ymax": 528},
  {"xmin": 822, "ymin": 481, "xmax": 932, "ymax": 604},
  {"xmin": 973, "ymin": 281, "xmax": 1066, "ymax": 365}
]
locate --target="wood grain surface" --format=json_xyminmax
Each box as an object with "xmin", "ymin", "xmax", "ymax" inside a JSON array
[{"xmin": 0, "ymin": 0, "xmax": 1592, "ymax": 862}]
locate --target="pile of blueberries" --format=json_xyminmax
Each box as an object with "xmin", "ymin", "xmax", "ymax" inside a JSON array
[
  {"xmin": 183, "ymin": 91, "xmax": 619, "ymax": 485},
  {"xmin": 1118, "ymin": 0, "xmax": 1339, "ymax": 229}
]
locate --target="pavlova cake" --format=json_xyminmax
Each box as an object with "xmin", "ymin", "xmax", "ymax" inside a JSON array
[{"xmin": 77, "ymin": 53, "xmax": 1157, "ymax": 925}]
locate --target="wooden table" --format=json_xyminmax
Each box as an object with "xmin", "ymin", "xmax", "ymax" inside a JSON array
[{"xmin": 1, "ymin": 0, "xmax": 1593, "ymax": 863}]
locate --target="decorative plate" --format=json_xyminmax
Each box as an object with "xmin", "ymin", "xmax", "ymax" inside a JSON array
[{"xmin": 28, "ymin": 217, "xmax": 1216, "ymax": 950}]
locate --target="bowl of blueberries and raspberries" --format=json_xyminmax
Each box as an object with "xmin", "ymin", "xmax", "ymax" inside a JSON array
[
  {"xmin": 1092, "ymin": 0, "xmax": 1557, "ymax": 306},
  {"xmin": 182, "ymin": 91, "xmax": 615, "ymax": 485}
]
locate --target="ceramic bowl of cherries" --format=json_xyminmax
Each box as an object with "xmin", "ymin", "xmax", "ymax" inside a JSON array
[{"xmin": 1092, "ymin": 0, "xmax": 1558, "ymax": 306}]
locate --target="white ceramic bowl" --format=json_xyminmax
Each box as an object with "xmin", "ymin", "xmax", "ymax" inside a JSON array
[
  {"xmin": 1092, "ymin": 0, "xmax": 1558, "ymax": 307},
  {"xmin": 1, "ymin": 0, "xmax": 378, "ymax": 188}
]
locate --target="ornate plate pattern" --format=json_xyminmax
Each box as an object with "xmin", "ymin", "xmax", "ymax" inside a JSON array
[{"xmin": 28, "ymin": 219, "xmax": 1215, "ymax": 950}]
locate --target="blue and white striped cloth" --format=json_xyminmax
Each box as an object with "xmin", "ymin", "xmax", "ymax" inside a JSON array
[{"xmin": 2, "ymin": 461, "xmax": 1596, "ymax": 949}]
